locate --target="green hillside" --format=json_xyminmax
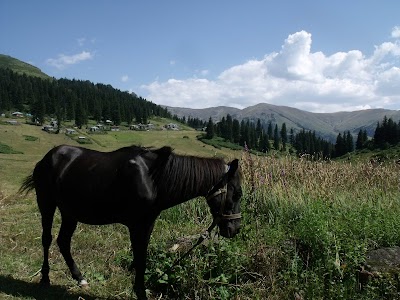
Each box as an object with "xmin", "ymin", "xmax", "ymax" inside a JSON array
[
  {"xmin": 0, "ymin": 116, "xmax": 239, "ymax": 195},
  {"xmin": 0, "ymin": 54, "xmax": 50, "ymax": 80}
]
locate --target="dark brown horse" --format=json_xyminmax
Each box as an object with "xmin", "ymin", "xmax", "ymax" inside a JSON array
[{"xmin": 20, "ymin": 145, "xmax": 242, "ymax": 299}]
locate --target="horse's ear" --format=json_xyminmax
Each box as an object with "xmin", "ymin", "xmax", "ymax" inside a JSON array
[
  {"xmin": 227, "ymin": 159, "xmax": 239, "ymax": 178},
  {"xmin": 153, "ymin": 146, "xmax": 172, "ymax": 167}
]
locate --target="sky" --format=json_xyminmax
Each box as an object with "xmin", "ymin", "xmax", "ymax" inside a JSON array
[{"xmin": 1, "ymin": 1, "xmax": 400, "ymax": 113}]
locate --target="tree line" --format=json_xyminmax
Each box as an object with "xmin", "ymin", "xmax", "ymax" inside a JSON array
[
  {"xmin": 203, "ymin": 114, "xmax": 340, "ymax": 157},
  {"xmin": 205, "ymin": 115, "xmax": 300, "ymax": 153},
  {"xmin": 0, "ymin": 68, "xmax": 171, "ymax": 127},
  {"xmin": 205, "ymin": 113, "xmax": 400, "ymax": 158},
  {"xmin": 372, "ymin": 116, "xmax": 400, "ymax": 148}
]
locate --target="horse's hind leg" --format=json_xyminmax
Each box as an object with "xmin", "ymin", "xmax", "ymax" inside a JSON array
[
  {"xmin": 57, "ymin": 215, "xmax": 87, "ymax": 286},
  {"xmin": 38, "ymin": 195, "xmax": 56, "ymax": 286}
]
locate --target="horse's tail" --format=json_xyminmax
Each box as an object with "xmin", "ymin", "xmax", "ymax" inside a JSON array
[{"xmin": 19, "ymin": 173, "xmax": 36, "ymax": 195}]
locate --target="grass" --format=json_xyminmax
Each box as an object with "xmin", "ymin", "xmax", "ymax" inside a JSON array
[
  {"xmin": 23, "ymin": 135, "xmax": 39, "ymax": 142},
  {"xmin": 1, "ymin": 117, "xmax": 400, "ymax": 299},
  {"xmin": 0, "ymin": 142, "xmax": 23, "ymax": 154},
  {"xmin": 198, "ymin": 136, "xmax": 244, "ymax": 151},
  {"xmin": 239, "ymin": 153, "xmax": 400, "ymax": 299},
  {"xmin": 0, "ymin": 54, "xmax": 50, "ymax": 80}
]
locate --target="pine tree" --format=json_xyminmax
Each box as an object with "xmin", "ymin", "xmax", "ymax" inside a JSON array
[
  {"xmin": 239, "ymin": 120, "xmax": 247, "ymax": 146},
  {"xmin": 112, "ymin": 100, "xmax": 121, "ymax": 125},
  {"xmin": 345, "ymin": 131, "xmax": 354, "ymax": 152},
  {"xmin": 226, "ymin": 114, "xmax": 233, "ymax": 142},
  {"xmin": 232, "ymin": 119, "xmax": 240, "ymax": 144},
  {"xmin": 267, "ymin": 122, "xmax": 273, "ymax": 137},
  {"xmin": 373, "ymin": 116, "xmax": 400, "ymax": 148},
  {"xmin": 256, "ymin": 119, "xmax": 262, "ymax": 140},
  {"xmin": 356, "ymin": 129, "xmax": 366, "ymax": 150},
  {"xmin": 289, "ymin": 128, "xmax": 295, "ymax": 145},
  {"xmin": 55, "ymin": 98, "xmax": 64, "ymax": 134},
  {"xmin": 219, "ymin": 117, "xmax": 226, "ymax": 139},
  {"xmin": 258, "ymin": 131, "xmax": 270, "ymax": 152},
  {"xmin": 335, "ymin": 133, "xmax": 346, "ymax": 157},
  {"xmin": 362, "ymin": 130, "xmax": 368, "ymax": 147},
  {"xmin": 93, "ymin": 97, "xmax": 102, "ymax": 122},
  {"xmin": 274, "ymin": 124, "xmax": 280, "ymax": 150},
  {"xmin": 31, "ymin": 95, "xmax": 45, "ymax": 125},
  {"xmin": 75, "ymin": 98, "xmax": 86, "ymax": 128},
  {"xmin": 250, "ymin": 126, "xmax": 257, "ymax": 149},
  {"xmin": 205, "ymin": 117, "xmax": 214, "ymax": 139},
  {"xmin": 281, "ymin": 123, "xmax": 287, "ymax": 151},
  {"xmin": 242, "ymin": 121, "xmax": 251, "ymax": 148}
]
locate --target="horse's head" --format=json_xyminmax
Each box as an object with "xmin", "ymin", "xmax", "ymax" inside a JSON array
[{"xmin": 206, "ymin": 159, "xmax": 242, "ymax": 238}]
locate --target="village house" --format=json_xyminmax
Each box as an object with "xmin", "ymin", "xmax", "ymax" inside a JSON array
[
  {"xmin": 165, "ymin": 123, "xmax": 179, "ymax": 130},
  {"xmin": 42, "ymin": 125, "xmax": 55, "ymax": 132},
  {"xmin": 65, "ymin": 128, "xmax": 76, "ymax": 135},
  {"xmin": 89, "ymin": 126, "xmax": 100, "ymax": 132},
  {"xmin": 130, "ymin": 123, "xmax": 154, "ymax": 131},
  {"xmin": 12, "ymin": 111, "xmax": 24, "ymax": 118}
]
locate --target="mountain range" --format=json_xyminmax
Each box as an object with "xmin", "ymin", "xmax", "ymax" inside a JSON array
[
  {"xmin": 1, "ymin": 53, "xmax": 399, "ymax": 142},
  {"xmin": 167, "ymin": 104, "xmax": 400, "ymax": 141}
]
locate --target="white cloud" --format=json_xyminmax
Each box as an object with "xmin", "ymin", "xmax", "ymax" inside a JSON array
[
  {"xmin": 121, "ymin": 75, "xmax": 129, "ymax": 82},
  {"xmin": 142, "ymin": 29, "xmax": 400, "ymax": 113},
  {"xmin": 391, "ymin": 26, "xmax": 400, "ymax": 38},
  {"xmin": 46, "ymin": 51, "xmax": 93, "ymax": 69}
]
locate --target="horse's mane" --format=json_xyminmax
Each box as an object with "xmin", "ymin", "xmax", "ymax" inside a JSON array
[{"xmin": 151, "ymin": 148, "xmax": 225, "ymax": 200}]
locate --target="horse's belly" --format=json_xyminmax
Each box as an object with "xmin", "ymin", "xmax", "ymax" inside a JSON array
[{"xmin": 57, "ymin": 195, "xmax": 136, "ymax": 225}]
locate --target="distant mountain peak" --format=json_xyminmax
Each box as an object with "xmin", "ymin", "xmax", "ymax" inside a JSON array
[{"xmin": 167, "ymin": 103, "xmax": 400, "ymax": 141}]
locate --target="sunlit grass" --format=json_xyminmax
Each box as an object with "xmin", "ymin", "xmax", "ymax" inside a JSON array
[{"xmin": 2, "ymin": 118, "xmax": 400, "ymax": 299}]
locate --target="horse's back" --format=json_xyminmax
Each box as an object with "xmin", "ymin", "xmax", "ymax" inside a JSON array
[{"xmin": 32, "ymin": 145, "xmax": 158, "ymax": 224}]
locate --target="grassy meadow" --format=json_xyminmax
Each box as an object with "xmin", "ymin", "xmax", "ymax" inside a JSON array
[{"xmin": 1, "ymin": 118, "xmax": 400, "ymax": 299}]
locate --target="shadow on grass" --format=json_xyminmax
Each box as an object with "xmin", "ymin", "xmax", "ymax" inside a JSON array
[{"xmin": 0, "ymin": 275, "xmax": 98, "ymax": 300}]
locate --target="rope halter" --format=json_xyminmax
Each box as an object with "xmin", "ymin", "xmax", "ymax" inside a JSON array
[{"xmin": 205, "ymin": 183, "xmax": 242, "ymax": 221}]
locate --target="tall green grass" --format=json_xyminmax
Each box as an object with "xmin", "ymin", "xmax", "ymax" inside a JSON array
[
  {"xmin": 238, "ymin": 152, "xmax": 400, "ymax": 299},
  {"xmin": 1, "ymin": 126, "xmax": 400, "ymax": 299}
]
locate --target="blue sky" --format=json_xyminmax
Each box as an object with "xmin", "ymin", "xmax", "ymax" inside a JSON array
[{"xmin": 1, "ymin": 1, "xmax": 400, "ymax": 113}]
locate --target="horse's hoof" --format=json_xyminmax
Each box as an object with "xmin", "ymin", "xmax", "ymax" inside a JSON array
[
  {"xmin": 79, "ymin": 279, "xmax": 89, "ymax": 288},
  {"xmin": 134, "ymin": 288, "xmax": 148, "ymax": 300},
  {"xmin": 39, "ymin": 278, "xmax": 50, "ymax": 287}
]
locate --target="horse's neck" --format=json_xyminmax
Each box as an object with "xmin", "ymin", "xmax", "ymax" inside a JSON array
[{"xmin": 155, "ymin": 155, "xmax": 224, "ymax": 210}]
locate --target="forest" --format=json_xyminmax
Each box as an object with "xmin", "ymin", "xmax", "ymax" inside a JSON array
[
  {"xmin": 203, "ymin": 114, "xmax": 400, "ymax": 158},
  {"xmin": 0, "ymin": 68, "xmax": 171, "ymax": 126}
]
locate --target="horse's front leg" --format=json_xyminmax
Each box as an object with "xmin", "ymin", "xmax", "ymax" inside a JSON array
[{"xmin": 129, "ymin": 219, "xmax": 156, "ymax": 300}]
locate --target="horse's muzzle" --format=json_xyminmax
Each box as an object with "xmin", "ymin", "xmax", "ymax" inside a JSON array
[{"xmin": 219, "ymin": 219, "xmax": 241, "ymax": 238}]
